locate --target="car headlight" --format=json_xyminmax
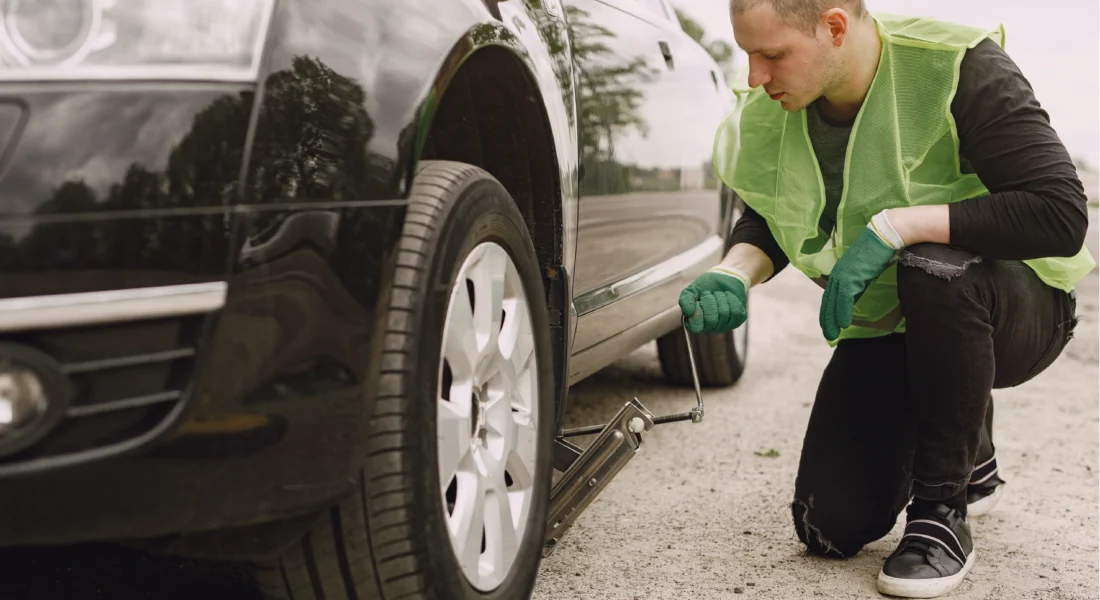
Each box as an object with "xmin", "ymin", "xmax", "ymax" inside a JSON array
[{"xmin": 0, "ymin": 0, "xmax": 275, "ymax": 81}]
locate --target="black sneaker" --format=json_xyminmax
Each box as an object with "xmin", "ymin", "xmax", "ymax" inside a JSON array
[
  {"xmin": 877, "ymin": 503, "xmax": 975, "ymax": 598},
  {"xmin": 967, "ymin": 455, "xmax": 1006, "ymax": 517}
]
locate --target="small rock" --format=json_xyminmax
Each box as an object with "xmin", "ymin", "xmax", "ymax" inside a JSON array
[
  {"xmin": 575, "ymin": 572, "xmax": 582, "ymax": 577},
  {"xmin": 668, "ymin": 544, "xmax": 673, "ymax": 549},
  {"xmin": 747, "ymin": 582, "xmax": 756, "ymax": 586},
  {"xmin": 734, "ymin": 588, "xmax": 745, "ymax": 594},
  {"xmin": 743, "ymin": 530, "xmax": 752, "ymax": 535}
]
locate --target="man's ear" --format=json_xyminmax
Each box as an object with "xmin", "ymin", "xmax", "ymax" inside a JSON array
[{"xmin": 821, "ymin": 8, "xmax": 850, "ymax": 47}]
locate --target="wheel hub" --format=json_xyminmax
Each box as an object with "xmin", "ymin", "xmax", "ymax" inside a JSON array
[{"xmin": 472, "ymin": 386, "xmax": 489, "ymax": 448}]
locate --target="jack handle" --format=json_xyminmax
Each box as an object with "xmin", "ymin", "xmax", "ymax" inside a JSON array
[
  {"xmin": 560, "ymin": 315, "xmax": 704, "ymax": 438},
  {"xmin": 652, "ymin": 314, "xmax": 704, "ymax": 425}
]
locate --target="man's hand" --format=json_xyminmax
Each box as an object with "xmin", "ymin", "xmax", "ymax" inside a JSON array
[
  {"xmin": 679, "ymin": 266, "xmax": 749, "ymax": 334},
  {"xmin": 819, "ymin": 210, "xmax": 905, "ymax": 341}
]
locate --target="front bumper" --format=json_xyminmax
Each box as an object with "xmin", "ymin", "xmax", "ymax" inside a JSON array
[{"xmin": 0, "ymin": 239, "xmax": 396, "ymax": 547}]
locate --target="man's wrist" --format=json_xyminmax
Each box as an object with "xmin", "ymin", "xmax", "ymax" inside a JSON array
[
  {"xmin": 869, "ymin": 209, "xmax": 906, "ymax": 250},
  {"xmin": 880, "ymin": 205, "xmax": 951, "ymax": 246},
  {"xmin": 707, "ymin": 264, "xmax": 752, "ymax": 289}
]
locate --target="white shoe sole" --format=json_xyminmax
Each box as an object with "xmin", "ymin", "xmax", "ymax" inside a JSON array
[
  {"xmin": 967, "ymin": 483, "xmax": 1004, "ymax": 517},
  {"xmin": 877, "ymin": 551, "xmax": 976, "ymax": 598}
]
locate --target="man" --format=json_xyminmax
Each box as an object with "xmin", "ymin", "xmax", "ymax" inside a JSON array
[{"xmin": 679, "ymin": 1, "xmax": 1093, "ymax": 597}]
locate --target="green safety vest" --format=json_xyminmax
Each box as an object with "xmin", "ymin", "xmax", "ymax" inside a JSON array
[{"xmin": 713, "ymin": 13, "xmax": 1096, "ymax": 345}]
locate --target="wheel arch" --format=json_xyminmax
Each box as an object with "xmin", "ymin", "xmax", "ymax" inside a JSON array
[{"xmin": 413, "ymin": 23, "xmax": 574, "ymax": 423}]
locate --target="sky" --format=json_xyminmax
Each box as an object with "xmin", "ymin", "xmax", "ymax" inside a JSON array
[{"xmin": 673, "ymin": 0, "xmax": 1100, "ymax": 168}]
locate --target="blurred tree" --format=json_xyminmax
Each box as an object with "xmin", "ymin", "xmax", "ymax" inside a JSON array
[
  {"xmin": 12, "ymin": 53, "xmax": 378, "ymax": 276},
  {"xmin": 566, "ymin": 5, "xmax": 656, "ymax": 195},
  {"xmin": 569, "ymin": 5, "xmax": 655, "ymax": 160},
  {"xmin": 674, "ymin": 7, "xmax": 736, "ymax": 79},
  {"xmin": 247, "ymin": 55, "xmax": 374, "ymax": 204}
]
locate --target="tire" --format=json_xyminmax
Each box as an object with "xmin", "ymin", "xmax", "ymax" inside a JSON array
[
  {"xmin": 656, "ymin": 315, "xmax": 748, "ymax": 387},
  {"xmin": 254, "ymin": 160, "xmax": 556, "ymax": 600}
]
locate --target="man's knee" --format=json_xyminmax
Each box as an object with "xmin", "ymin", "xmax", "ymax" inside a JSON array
[
  {"xmin": 896, "ymin": 243, "xmax": 985, "ymax": 306},
  {"xmin": 791, "ymin": 495, "xmax": 887, "ymax": 559}
]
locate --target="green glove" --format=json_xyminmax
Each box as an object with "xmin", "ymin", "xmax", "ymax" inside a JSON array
[
  {"xmin": 819, "ymin": 212, "xmax": 904, "ymax": 341},
  {"xmin": 679, "ymin": 266, "xmax": 750, "ymax": 334}
]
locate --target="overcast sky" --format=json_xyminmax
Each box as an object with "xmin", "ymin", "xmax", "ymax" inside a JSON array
[{"xmin": 673, "ymin": 0, "xmax": 1100, "ymax": 167}]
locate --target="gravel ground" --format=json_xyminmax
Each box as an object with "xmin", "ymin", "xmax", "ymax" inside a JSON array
[{"xmin": 533, "ymin": 251, "xmax": 1099, "ymax": 599}]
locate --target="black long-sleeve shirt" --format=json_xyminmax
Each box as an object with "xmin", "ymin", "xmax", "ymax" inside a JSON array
[{"xmin": 731, "ymin": 38, "xmax": 1090, "ymax": 281}]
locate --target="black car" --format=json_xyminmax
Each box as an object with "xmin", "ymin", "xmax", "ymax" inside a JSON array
[{"xmin": 0, "ymin": 0, "xmax": 749, "ymax": 598}]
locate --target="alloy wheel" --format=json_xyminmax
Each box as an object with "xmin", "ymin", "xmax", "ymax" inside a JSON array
[{"xmin": 437, "ymin": 242, "xmax": 540, "ymax": 591}]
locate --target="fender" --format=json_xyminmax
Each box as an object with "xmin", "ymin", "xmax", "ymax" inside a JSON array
[
  {"xmin": 257, "ymin": 0, "xmax": 580, "ymax": 414},
  {"xmin": 405, "ymin": 3, "xmax": 580, "ymax": 307}
]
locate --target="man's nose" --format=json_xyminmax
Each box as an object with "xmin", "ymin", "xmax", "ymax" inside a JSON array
[{"xmin": 747, "ymin": 57, "xmax": 771, "ymax": 89}]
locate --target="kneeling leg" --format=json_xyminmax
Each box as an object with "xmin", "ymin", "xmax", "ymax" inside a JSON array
[{"xmin": 792, "ymin": 334, "xmax": 916, "ymax": 558}]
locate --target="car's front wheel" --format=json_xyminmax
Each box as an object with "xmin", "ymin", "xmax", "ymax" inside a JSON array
[{"xmin": 254, "ymin": 160, "xmax": 555, "ymax": 600}]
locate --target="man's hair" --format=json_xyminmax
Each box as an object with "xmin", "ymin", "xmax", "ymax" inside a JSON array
[{"xmin": 730, "ymin": 0, "xmax": 868, "ymax": 34}]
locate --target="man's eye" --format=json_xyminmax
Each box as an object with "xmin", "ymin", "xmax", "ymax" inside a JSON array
[{"xmin": 764, "ymin": 53, "xmax": 780, "ymax": 60}]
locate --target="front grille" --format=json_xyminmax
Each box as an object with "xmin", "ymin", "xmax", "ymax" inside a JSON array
[{"xmin": 0, "ymin": 314, "xmax": 205, "ymax": 466}]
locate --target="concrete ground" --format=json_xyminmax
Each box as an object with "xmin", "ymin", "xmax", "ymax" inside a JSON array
[{"xmin": 532, "ymin": 208, "xmax": 1099, "ymax": 599}]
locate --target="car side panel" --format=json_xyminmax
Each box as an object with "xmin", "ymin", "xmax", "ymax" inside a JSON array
[{"xmin": 568, "ymin": 0, "xmax": 730, "ymax": 354}]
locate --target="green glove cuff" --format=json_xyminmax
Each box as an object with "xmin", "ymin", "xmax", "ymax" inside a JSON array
[
  {"xmin": 868, "ymin": 209, "xmax": 906, "ymax": 250},
  {"xmin": 706, "ymin": 264, "xmax": 752, "ymax": 288}
]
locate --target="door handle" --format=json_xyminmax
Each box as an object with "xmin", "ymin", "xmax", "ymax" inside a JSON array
[{"xmin": 658, "ymin": 40, "xmax": 674, "ymax": 70}]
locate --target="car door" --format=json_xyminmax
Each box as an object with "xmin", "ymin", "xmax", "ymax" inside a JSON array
[{"xmin": 566, "ymin": 0, "xmax": 729, "ymax": 351}]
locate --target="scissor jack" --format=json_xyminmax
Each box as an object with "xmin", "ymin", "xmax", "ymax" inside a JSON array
[{"xmin": 543, "ymin": 317, "xmax": 704, "ymax": 556}]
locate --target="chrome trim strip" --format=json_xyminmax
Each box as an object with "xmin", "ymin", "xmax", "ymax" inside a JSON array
[
  {"xmin": 66, "ymin": 391, "xmax": 182, "ymax": 418},
  {"xmin": 0, "ymin": 282, "xmax": 228, "ymax": 332},
  {"xmin": 61, "ymin": 348, "xmax": 197, "ymax": 375},
  {"xmin": 572, "ymin": 235, "xmax": 724, "ymax": 315}
]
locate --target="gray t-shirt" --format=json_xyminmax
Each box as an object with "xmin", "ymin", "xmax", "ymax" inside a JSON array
[{"xmin": 804, "ymin": 102, "xmax": 854, "ymax": 252}]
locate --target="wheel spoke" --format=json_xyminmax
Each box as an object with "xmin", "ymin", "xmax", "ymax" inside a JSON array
[
  {"xmin": 508, "ymin": 329, "xmax": 535, "ymax": 410},
  {"xmin": 451, "ymin": 471, "xmax": 485, "ymax": 574},
  {"xmin": 470, "ymin": 246, "xmax": 506, "ymax": 359},
  {"xmin": 499, "ymin": 292, "xmax": 529, "ymax": 359},
  {"xmin": 438, "ymin": 400, "xmax": 472, "ymax": 488},
  {"xmin": 444, "ymin": 282, "xmax": 478, "ymax": 379},
  {"xmin": 481, "ymin": 469, "xmax": 518, "ymax": 577},
  {"xmin": 482, "ymin": 387, "xmax": 513, "ymax": 458},
  {"xmin": 507, "ymin": 414, "xmax": 538, "ymax": 489},
  {"xmin": 478, "ymin": 308, "xmax": 533, "ymax": 403}
]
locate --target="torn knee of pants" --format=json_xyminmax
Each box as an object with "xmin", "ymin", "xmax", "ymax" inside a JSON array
[
  {"xmin": 792, "ymin": 495, "xmax": 841, "ymax": 557},
  {"xmin": 899, "ymin": 243, "xmax": 983, "ymax": 281}
]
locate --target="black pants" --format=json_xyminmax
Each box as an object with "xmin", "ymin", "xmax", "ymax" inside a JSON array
[{"xmin": 791, "ymin": 243, "xmax": 1079, "ymax": 558}]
